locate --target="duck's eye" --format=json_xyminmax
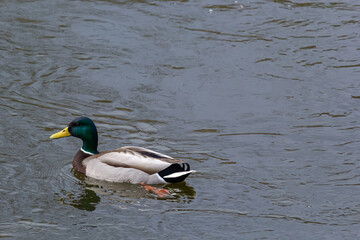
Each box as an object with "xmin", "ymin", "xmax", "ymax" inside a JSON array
[{"xmin": 73, "ymin": 122, "xmax": 80, "ymax": 127}]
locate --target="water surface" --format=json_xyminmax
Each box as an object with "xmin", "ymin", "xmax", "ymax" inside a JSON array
[{"xmin": 1, "ymin": 0, "xmax": 360, "ymax": 238}]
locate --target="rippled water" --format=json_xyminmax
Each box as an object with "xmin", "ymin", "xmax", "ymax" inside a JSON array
[{"xmin": 1, "ymin": 0, "xmax": 360, "ymax": 238}]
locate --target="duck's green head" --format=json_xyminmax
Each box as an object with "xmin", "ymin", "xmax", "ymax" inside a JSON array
[{"xmin": 50, "ymin": 117, "xmax": 99, "ymax": 154}]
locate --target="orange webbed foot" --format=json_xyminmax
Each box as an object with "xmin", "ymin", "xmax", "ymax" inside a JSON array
[{"xmin": 141, "ymin": 183, "xmax": 170, "ymax": 197}]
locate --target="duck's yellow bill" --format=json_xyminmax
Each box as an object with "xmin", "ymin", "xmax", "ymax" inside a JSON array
[{"xmin": 50, "ymin": 127, "xmax": 71, "ymax": 139}]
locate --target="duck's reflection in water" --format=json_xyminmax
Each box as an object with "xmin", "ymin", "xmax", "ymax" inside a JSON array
[{"xmin": 56, "ymin": 169, "xmax": 196, "ymax": 211}]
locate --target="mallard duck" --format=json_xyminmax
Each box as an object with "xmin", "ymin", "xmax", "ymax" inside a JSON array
[{"xmin": 50, "ymin": 117, "xmax": 195, "ymax": 184}]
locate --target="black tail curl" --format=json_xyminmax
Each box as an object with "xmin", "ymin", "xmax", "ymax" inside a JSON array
[{"xmin": 158, "ymin": 163, "xmax": 191, "ymax": 183}]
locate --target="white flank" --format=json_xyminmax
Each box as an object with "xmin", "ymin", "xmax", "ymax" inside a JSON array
[
  {"xmin": 84, "ymin": 151, "xmax": 171, "ymax": 175},
  {"xmin": 153, "ymin": 173, "xmax": 167, "ymax": 184}
]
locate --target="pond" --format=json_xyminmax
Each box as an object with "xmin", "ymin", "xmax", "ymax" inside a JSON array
[{"xmin": 1, "ymin": 0, "xmax": 360, "ymax": 238}]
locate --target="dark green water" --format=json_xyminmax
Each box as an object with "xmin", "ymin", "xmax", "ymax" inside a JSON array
[{"xmin": 1, "ymin": 0, "xmax": 360, "ymax": 238}]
